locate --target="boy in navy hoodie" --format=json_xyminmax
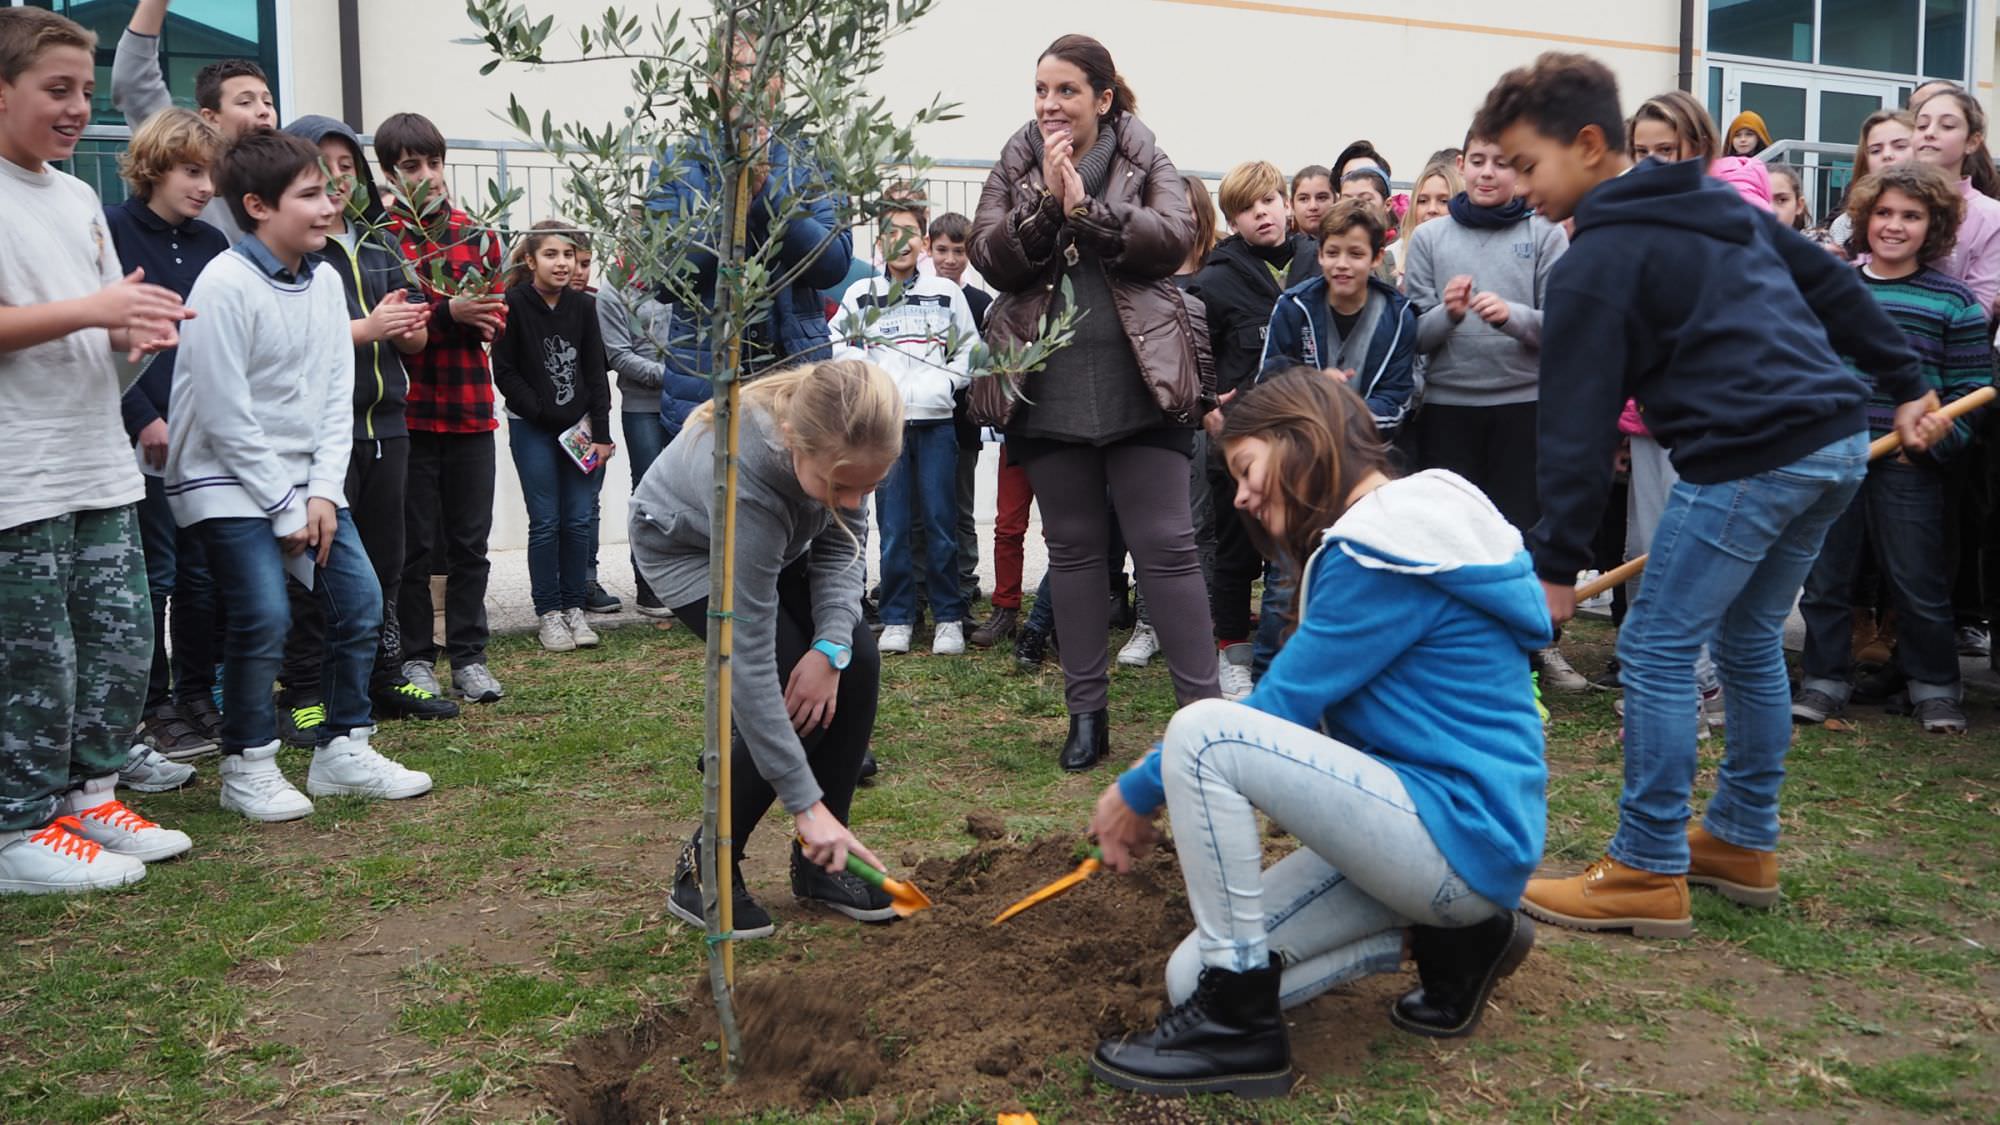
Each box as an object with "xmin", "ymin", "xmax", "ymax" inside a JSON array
[
  {"xmin": 1476, "ymin": 52, "xmax": 1948, "ymax": 940},
  {"xmin": 1258, "ymin": 199, "xmax": 1417, "ymax": 431}
]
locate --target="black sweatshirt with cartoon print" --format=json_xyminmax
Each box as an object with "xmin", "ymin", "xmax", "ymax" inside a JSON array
[{"xmin": 492, "ymin": 283, "xmax": 611, "ymax": 438}]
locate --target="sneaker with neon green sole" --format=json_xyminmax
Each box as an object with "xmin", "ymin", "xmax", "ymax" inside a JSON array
[{"xmin": 371, "ymin": 679, "xmax": 462, "ymax": 721}]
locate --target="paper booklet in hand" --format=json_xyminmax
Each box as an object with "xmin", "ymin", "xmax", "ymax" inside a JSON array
[{"xmin": 558, "ymin": 418, "xmax": 601, "ymax": 473}]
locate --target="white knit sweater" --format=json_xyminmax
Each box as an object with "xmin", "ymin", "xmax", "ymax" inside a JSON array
[{"xmin": 165, "ymin": 247, "xmax": 354, "ymax": 536}]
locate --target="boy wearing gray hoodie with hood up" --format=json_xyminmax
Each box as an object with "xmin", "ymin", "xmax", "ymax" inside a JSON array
[{"xmin": 274, "ymin": 116, "xmax": 459, "ymax": 738}]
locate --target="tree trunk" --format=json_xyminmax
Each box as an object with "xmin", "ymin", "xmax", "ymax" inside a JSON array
[{"xmin": 698, "ymin": 134, "xmax": 756, "ymax": 1079}]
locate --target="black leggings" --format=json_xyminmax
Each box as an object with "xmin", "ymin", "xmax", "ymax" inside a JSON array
[{"xmin": 673, "ymin": 560, "xmax": 879, "ymax": 867}]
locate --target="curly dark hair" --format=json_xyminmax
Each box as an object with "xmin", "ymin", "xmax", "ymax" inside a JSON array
[{"xmin": 1843, "ymin": 162, "xmax": 1963, "ymax": 264}]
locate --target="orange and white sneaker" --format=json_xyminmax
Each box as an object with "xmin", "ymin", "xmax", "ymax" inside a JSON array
[
  {"xmin": 66, "ymin": 777, "xmax": 192, "ymax": 863},
  {"xmin": 0, "ymin": 817, "xmax": 147, "ymax": 894}
]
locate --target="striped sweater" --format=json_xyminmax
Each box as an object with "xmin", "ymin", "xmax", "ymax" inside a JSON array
[{"xmin": 1853, "ymin": 266, "xmax": 1993, "ymax": 461}]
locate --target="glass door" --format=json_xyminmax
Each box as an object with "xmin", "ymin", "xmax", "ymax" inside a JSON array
[{"xmin": 1714, "ymin": 63, "xmax": 1897, "ymax": 224}]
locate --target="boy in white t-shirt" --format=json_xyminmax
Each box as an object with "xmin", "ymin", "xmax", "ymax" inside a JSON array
[{"xmin": 0, "ymin": 8, "xmax": 195, "ymax": 893}]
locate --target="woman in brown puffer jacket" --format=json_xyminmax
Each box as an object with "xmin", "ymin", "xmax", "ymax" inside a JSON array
[{"xmin": 970, "ymin": 33, "xmax": 1219, "ymax": 773}]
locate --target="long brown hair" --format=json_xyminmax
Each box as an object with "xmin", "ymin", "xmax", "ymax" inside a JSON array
[
  {"xmin": 1628, "ymin": 89, "xmax": 1719, "ymax": 163},
  {"xmin": 1915, "ymin": 88, "xmax": 2000, "ymax": 199},
  {"xmin": 1182, "ymin": 174, "xmax": 1219, "ymax": 268},
  {"xmin": 1218, "ymin": 368, "xmax": 1394, "ymax": 581},
  {"xmin": 1851, "ymin": 108, "xmax": 1916, "ymax": 182}
]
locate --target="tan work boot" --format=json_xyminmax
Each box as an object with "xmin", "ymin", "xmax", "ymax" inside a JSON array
[
  {"xmin": 1686, "ymin": 825, "xmax": 1779, "ymax": 908},
  {"xmin": 1520, "ymin": 856, "xmax": 1692, "ymax": 939}
]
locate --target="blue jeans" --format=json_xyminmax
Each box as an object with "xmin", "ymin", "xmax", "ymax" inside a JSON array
[
  {"xmin": 586, "ymin": 410, "xmax": 675, "ymax": 586},
  {"xmin": 876, "ymin": 421, "xmax": 967, "ymax": 626},
  {"xmin": 200, "ymin": 511, "xmax": 381, "ymax": 751},
  {"xmin": 1612, "ymin": 433, "xmax": 1867, "ymax": 874},
  {"xmin": 136, "ymin": 474, "xmax": 218, "ymax": 710},
  {"xmin": 1251, "ymin": 559, "xmax": 1289, "ymax": 681},
  {"xmin": 622, "ymin": 411, "xmax": 674, "ymax": 600},
  {"xmin": 1799, "ymin": 459, "xmax": 1961, "ymax": 703},
  {"xmin": 1159, "ymin": 699, "xmax": 1499, "ymax": 1007},
  {"xmin": 510, "ymin": 420, "xmax": 606, "ymax": 616}
]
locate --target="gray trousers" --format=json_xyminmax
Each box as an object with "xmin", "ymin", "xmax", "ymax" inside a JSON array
[
  {"xmin": 1137, "ymin": 429, "xmax": 1217, "ymax": 625},
  {"xmin": 1025, "ymin": 442, "xmax": 1220, "ymax": 713}
]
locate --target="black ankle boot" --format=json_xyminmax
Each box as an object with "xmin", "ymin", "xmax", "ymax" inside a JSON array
[
  {"xmin": 1391, "ymin": 910, "xmax": 1534, "ymax": 1038},
  {"xmin": 1090, "ymin": 953, "xmax": 1292, "ymax": 1099},
  {"xmin": 1058, "ymin": 709, "xmax": 1108, "ymax": 772}
]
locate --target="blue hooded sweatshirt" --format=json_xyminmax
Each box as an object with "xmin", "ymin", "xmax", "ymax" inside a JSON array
[
  {"xmin": 1257, "ymin": 274, "xmax": 1417, "ymax": 434},
  {"xmin": 1118, "ymin": 470, "xmax": 1553, "ymax": 908},
  {"xmin": 646, "ymin": 132, "xmax": 854, "ymax": 378}
]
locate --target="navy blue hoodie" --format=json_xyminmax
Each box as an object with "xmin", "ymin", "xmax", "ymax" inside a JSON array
[
  {"xmin": 1529, "ymin": 159, "xmax": 1925, "ymax": 584},
  {"xmin": 1257, "ymin": 273, "xmax": 1417, "ymax": 433}
]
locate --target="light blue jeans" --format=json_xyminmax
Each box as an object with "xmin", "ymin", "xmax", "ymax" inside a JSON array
[
  {"xmin": 1612, "ymin": 433, "xmax": 1867, "ymax": 874},
  {"xmin": 1159, "ymin": 699, "xmax": 1500, "ymax": 1008}
]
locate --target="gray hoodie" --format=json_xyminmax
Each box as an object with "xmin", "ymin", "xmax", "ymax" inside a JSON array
[
  {"xmin": 628, "ymin": 406, "xmax": 868, "ymax": 814},
  {"xmin": 1401, "ymin": 213, "xmax": 1567, "ymax": 407},
  {"xmin": 111, "ymin": 29, "xmax": 244, "ymax": 244}
]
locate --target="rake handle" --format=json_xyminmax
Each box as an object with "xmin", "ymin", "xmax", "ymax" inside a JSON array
[{"xmin": 1579, "ymin": 385, "xmax": 1997, "ymax": 601}]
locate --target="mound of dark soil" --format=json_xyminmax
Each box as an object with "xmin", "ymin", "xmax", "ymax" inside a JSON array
[{"xmin": 543, "ymin": 835, "xmax": 1572, "ymax": 1122}]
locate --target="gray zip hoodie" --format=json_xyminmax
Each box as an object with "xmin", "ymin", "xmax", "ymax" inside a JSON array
[
  {"xmin": 628, "ymin": 406, "xmax": 868, "ymax": 814},
  {"xmin": 1401, "ymin": 213, "xmax": 1567, "ymax": 407}
]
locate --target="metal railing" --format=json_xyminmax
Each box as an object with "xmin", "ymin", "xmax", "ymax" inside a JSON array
[
  {"xmin": 1759, "ymin": 138, "xmax": 1858, "ymax": 231},
  {"xmin": 69, "ymin": 125, "xmax": 1219, "ymax": 234}
]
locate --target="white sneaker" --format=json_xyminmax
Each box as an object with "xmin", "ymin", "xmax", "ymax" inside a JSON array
[
  {"xmin": 401, "ymin": 660, "xmax": 444, "ymax": 697},
  {"xmin": 451, "ymin": 662, "xmax": 504, "ymax": 703},
  {"xmin": 1535, "ymin": 646, "xmax": 1590, "ymax": 693},
  {"xmin": 1700, "ymin": 686, "xmax": 1727, "ymax": 729},
  {"xmin": 0, "ymin": 818, "xmax": 146, "ymax": 894},
  {"xmin": 307, "ymin": 730, "xmax": 433, "ymax": 800},
  {"xmin": 1218, "ymin": 645, "xmax": 1254, "ymax": 702},
  {"xmin": 879, "ymin": 624, "xmax": 913, "ymax": 654},
  {"xmin": 1118, "ymin": 622, "xmax": 1161, "ymax": 668},
  {"xmin": 219, "ymin": 741, "xmax": 314, "ymax": 822},
  {"xmin": 66, "ymin": 776, "xmax": 192, "ymax": 862},
  {"xmin": 118, "ymin": 743, "xmax": 195, "ymax": 794},
  {"xmin": 932, "ymin": 621, "xmax": 966, "ymax": 655},
  {"xmin": 564, "ymin": 606, "xmax": 600, "ymax": 648},
  {"xmin": 538, "ymin": 611, "xmax": 576, "ymax": 652}
]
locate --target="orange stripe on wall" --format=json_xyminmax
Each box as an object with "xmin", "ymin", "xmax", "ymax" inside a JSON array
[{"xmin": 1154, "ymin": 0, "xmax": 1683, "ymax": 55}]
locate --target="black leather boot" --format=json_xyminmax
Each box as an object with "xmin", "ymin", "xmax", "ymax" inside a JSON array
[
  {"xmin": 1013, "ymin": 625, "xmax": 1049, "ymax": 671},
  {"xmin": 1091, "ymin": 953, "xmax": 1292, "ymax": 1099},
  {"xmin": 1391, "ymin": 910, "xmax": 1535, "ymax": 1038},
  {"xmin": 1058, "ymin": 709, "xmax": 1108, "ymax": 772}
]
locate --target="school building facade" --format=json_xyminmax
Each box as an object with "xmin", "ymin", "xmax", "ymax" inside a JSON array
[{"xmin": 17, "ymin": 0, "xmax": 1999, "ymax": 557}]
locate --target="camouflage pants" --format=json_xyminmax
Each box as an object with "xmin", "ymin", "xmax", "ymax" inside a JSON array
[{"xmin": 0, "ymin": 505, "xmax": 151, "ymax": 830}]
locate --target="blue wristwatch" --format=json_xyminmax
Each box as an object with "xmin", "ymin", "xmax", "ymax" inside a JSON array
[{"xmin": 811, "ymin": 639, "xmax": 852, "ymax": 671}]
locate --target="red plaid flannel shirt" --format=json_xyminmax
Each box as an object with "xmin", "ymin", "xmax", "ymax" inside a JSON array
[{"xmin": 392, "ymin": 207, "xmax": 506, "ymax": 434}]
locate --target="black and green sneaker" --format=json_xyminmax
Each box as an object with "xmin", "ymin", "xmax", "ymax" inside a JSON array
[
  {"xmin": 281, "ymin": 701, "xmax": 325, "ymax": 748},
  {"xmin": 371, "ymin": 680, "xmax": 462, "ymax": 721}
]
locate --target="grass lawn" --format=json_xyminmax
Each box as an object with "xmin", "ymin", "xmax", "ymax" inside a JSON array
[{"xmin": 0, "ymin": 614, "xmax": 1994, "ymax": 1122}]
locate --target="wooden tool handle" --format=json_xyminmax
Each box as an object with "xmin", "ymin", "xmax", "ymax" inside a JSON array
[{"xmin": 1576, "ymin": 386, "xmax": 1997, "ymax": 600}]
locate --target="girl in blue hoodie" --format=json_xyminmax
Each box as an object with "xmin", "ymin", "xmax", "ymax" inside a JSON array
[{"xmin": 1083, "ymin": 370, "xmax": 1552, "ymax": 1100}]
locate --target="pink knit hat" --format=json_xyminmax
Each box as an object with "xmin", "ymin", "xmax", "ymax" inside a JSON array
[{"xmin": 1709, "ymin": 156, "xmax": 1774, "ymax": 212}]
